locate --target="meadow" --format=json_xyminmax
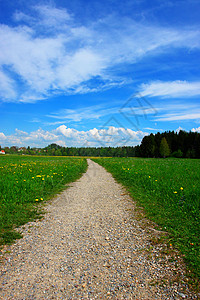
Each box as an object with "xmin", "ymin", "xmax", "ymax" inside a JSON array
[
  {"xmin": 0, "ymin": 155, "xmax": 87, "ymax": 245},
  {"xmin": 93, "ymin": 157, "xmax": 200, "ymax": 279}
]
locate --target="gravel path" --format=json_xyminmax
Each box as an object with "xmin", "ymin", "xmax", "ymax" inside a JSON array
[{"xmin": 0, "ymin": 159, "xmax": 197, "ymax": 299}]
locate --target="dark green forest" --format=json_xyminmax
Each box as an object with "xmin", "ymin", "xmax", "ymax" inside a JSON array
[{"xmin": 2, "ymin": 130, "xmax": 200, "ymax": 158}]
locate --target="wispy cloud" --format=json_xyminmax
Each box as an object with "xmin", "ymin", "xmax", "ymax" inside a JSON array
[
  {"xmin": 0, "ymin": 5, "xmax": 200, "ymax": 103},
  {"xmin": 139, "ymin": 80, "xmax": 200, "ymax": 98},
  {"xmin": 47, "ymin": 100, "xmax": 159, "ymax": 125},
  {"xmin": 144, "ymin": 127, "xmax": 163, "ymax": 131},
  {"xmin": 47, "ymin": 104, "xmax": 119, "ymax": 123},
  {"xmin": 155, "ymin": 113, "xmax": 200, "ymax": 122},
  {"xmin": 152, "ymin": 102, "xmax": 200, "ymax": 122}
]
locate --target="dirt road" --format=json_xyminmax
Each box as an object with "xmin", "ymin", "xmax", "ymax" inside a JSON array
[{"xmin": 0, "ymin": 160, "xmax": 196, "ymax": 299}]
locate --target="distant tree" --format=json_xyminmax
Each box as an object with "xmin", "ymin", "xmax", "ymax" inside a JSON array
[
  {"xmin": 134, "ymin": 145, "xmax": 141, "ymax": 157},
  {"xmin": 4, "ymin": 147, "xmax": 10, "ymax": 154},
  {"xmin": 55, "ymin": 149, "xmax": 62, "ymax": 156},
  {"xmin": 171, "ymin": 149, "xmax": 183, "ymax": 158},
  {"xmin": 186, "ymin": 148, "xmax": 196, "ymax": 158},
  {"xmin": 159, "ymin": 137, "xmax": 170, "ymax": 158},
  {"xmin": 10, "ymin": 146, "xmax": 18, "ymax": 153},
  {"xmin": 140, "ymin": 134, "xmax": 155, "ymax": 157}
]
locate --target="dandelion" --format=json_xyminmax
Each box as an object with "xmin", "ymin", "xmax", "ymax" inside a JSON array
[
  {"xmin": 149, "ymin": 176, "xmax": 151, "ymax": 178},
  {"xmin": 24, "ymin": 180, "xmax": 26, "ymax": 182},
  {"xmin": 35, "ymin": 199, "xmax": 39, "ymax": 201},
  {"xmin": 180, "ymin": 187, "xmax": 184, "ymax": 190},
  {"xmin": 155, "ymin": 180, "xmax": 157, "ymax": 181},
  {"xmin": 36, "ymin": 175, "xmax": 41, "ymax": 177},
  {"xmin": 42, "ymin": 178, "xmax": 44, "ymax": 181},
  {"xmin": 32, "ymin": 177, "xmax": 34, "ymax": 179},
  {"xmin": 174, "ymin": 191, "xmax": 177, "ymax": 194},
  {"xmin": 40, "ymin": 198, "xmax": 43, "ymax": 201}
]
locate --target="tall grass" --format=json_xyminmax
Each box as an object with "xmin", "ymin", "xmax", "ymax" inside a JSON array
[
  {"xmin": 0, "ymin": 155, "xmax": 87, "ymax": 245},
  {"xmin": 93, "ymin": 157, "xmax": 200, "ymax": 278}
]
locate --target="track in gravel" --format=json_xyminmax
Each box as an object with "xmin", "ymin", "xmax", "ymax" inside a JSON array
[{"xmin": 0, "ymin": 159, "xmax": 196, "ymax": 299}]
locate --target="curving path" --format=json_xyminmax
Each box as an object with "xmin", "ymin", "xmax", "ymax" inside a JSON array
[{"xmin": 0, "ymin": 160, "xmax": 196, "ymax": 299}]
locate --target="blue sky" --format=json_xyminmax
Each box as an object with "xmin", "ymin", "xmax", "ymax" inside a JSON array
[{"xmin": 0, "ymin": 0, "xmax": 200, "ymax": 147}]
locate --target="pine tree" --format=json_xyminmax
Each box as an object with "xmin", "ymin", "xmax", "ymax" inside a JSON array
[{"xmin": 160, "ymin": 137, "xmax": 170, "ymax": 158}]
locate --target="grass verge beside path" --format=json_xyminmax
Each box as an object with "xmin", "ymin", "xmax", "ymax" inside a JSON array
[
  {"xmin": 0, "ymin": 155, "xmax": 87, "ymax": 245},
  {"xmin": 92, "ymin": 157, "xmax": 200, "ymax": 282}
]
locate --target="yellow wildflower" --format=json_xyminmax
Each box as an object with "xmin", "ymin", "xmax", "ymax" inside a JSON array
[
  {"xmin": 180, "ymin": 187, "xmax": 184, "ymax": 190},
  {"xmin": 174, "ymin": 191, "xmax": 177, "ymax": 194},
  {"xmin": 35, "ymin": 199, "xmax": 39, "ymax": 201}
]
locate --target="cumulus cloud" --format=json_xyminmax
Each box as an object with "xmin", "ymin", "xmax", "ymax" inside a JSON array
[
  {"xmin": 0, "ymin": 5, "xmax": 200, "ymax": 102},
  {"xmin": 176, "ymin": 126, "xmax": 185, "ymax": 133},
  {"xmin": 191, "ymin": 127, "xmax": 200, "ymax": 133},
  {"xmin": 15, "ymin": 129, "xmax": 29, "ymax": 136},
  {"xmin": 0, "ymin": 132, "xmax": 6, "ymax": 140},
  {"xmin": 0, "ymin": 125, "xmax": 147, "ymax": 147}
]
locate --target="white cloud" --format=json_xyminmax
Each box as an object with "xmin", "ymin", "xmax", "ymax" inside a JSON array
[
  {"xmin": 145, "ymin": 101, "xmax": 200, "ymax": 123},
  {"xmin": 139, "ymin": 80, "xmax": 200, "ymax": 98},
  {"xmin": 0, "ymin": 132, "xmax": 6, "ymax": 140},
  {"xmin": 0, "ymin": 69, "xmax": 17, "ymax": 101},
  {"xmin": 34, "ymin": 5, "xmax": 71, "ymax": 28},
  {"xmin": 47, "ymin": 102, "xmax": 159, "ymax": 124},
  {"xmin": 144, "ymin": 127, "xmax": 163, "ymax": 131},
  {"xmin": 15, "ymin": 129, "xmax": 28, "ymax": 136},
  {"xmin": 191, "ymin": 127, "xmax": 200, "ymax": 133},
  {"xmin": 0, "ymin": 125, "xmax": 147, "ymax": 147},
  {"xmin": 176, "ymin": 126, "xmax": 185, "ymax": 133},
  {"xmin": 0, "ymin": 5, "xmax": 200, "ymax": 102},
  {"xmin": 155, "ymin": 113, "xmax": 200, "ymax": 121},
  {"xmin": 47, "ymin": 104, "xmax": 116, "ymax": 123}
]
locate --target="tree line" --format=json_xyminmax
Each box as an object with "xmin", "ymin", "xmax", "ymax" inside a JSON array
[
  {"xmin": 1, "ymin": 130, "xmax": 200, "ymax": 158},
  {"xmin": 43, "ymin": 130, "xmax": 200, "ymax": 158}
]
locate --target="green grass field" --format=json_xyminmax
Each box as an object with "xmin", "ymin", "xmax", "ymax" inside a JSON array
[
  {"xmin": 93, "ymin": 157, "xmax": 200, "ymax": 279},
  {"xmin": 0, "ymin": 155, "xmax": 87, "ymax": 245}
]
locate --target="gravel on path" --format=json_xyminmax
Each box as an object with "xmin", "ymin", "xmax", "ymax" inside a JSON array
[{"xmin": 0, "ymin": 159, "xmax": 198, "ymax": 299}]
